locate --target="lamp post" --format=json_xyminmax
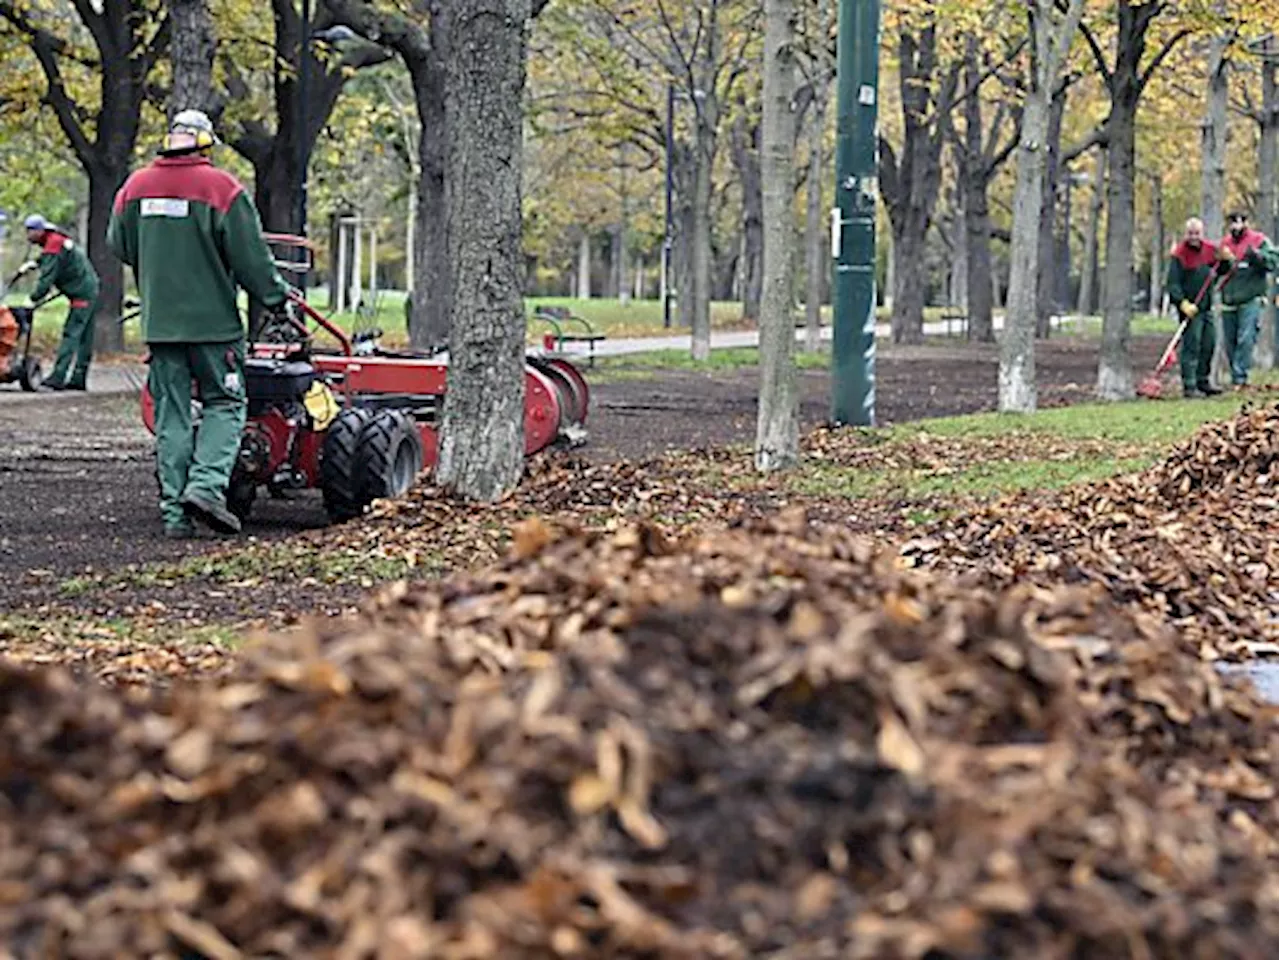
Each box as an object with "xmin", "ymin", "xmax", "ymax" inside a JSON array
[{"xmin": 830, "ymin": 0, "xmax": 881, "ymax": 426}]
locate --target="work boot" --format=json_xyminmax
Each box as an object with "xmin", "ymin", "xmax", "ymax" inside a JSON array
[
  {"xmin": 1183, "ymin": 386, "xmax": 1204, "ymax": 399},
  {"xmin": 1197, "ymin": 382, "xmax": 1224, "ymax": 396},
  {"xmin": 180, "ymin": 490, "xmax": 242, "ymax": 534},
  {"xmin": 39, "ymin": 381, "xmax": 68, "ymax": 393},
  {"xmin": 163, "ymin": 523, "xmax": 196, "ymax": 541}
]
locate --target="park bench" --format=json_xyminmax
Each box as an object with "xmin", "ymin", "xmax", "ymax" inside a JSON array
[
  {"xmin": 938, "ymin": 307, "xmax": 968, "ymax": 338},
  {"xmin": 532, "ymin": 305, "xmax": 606, "ymax": 367}
]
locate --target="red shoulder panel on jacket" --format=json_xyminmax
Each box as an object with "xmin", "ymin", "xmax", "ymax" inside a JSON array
[
  {"xmin": 41, "ymin": 232, "xmax": 69, "ymax": 255},
  {"xmin": 113, "ymin": 156, "xmax": 245, "ymax": 215},
  {"xmin": 1172, "ymin": 240, "xmax": 1218, "ymax": 270}
]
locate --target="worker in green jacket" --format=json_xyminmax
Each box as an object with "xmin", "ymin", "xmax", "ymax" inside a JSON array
[
  {"xmin": 107, "ymin": 109, "xmax": 289, "ymax": 538},
  {"xmin": 1216, "ymin": 210, "xmax": 1279, "ymax": 387},
  {"xmin": 1165, "ymin": 217, "xmax": 1225, "ymax": 398},
  {"xmin": 23, "ymin": 215, "xmax": 100, "ymax": 391}
]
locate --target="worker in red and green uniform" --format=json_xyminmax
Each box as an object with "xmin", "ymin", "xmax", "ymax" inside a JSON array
[
  {"xmin": 107, "ymin": 109, "xmax": 289, "ymax": 538},
  {"xmin": 1165, "ymin": 217, "xmax": 1226, "ymax": 399},
  {"xmin": 23, "ymin": 214, "xmax": 100, "ymax": 391},
  {"xmin": 1216, "ymin": 210, "xmax": 1278, "ymax": 388}
]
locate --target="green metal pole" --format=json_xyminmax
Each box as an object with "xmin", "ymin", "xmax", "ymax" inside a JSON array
[{"xmin": 830, "ymin": 0, "xmax": 881, "ymax": 426}]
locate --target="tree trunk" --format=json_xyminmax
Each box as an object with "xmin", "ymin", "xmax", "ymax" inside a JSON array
[
  {"xmin": 321, "ymin": 4, "xmax": 443, "ymax": 347},
  {"xmin": 692, "ymin": 118, "xmax": 715, "ymax": 359},
  {"xmin": 952, "ymin": 36, "xmax": 999, "ymax": 341},
  {"xmin": 408, "ymin": 57, "xmax": 448, "ymax": 349},
  {"xmin": 878, "ymin": 26, "xmax": 956, "ymax": 345},
  {"xmin": 576, "ymin": 233, "xmax": 592, "ymax": 299},
  {"xmin": 616, "ymin": 149, "xmax": 630, "ymax": 304},
  {"xmin": 1078, "ymin": 148, "xmax": 1105, "ymax": 314},
  {"xmin": 884, "ymin": 232, "xmax": 894, "ymax": 312},
  {"xmin": 1200, "ymin": 35, "xmax": 1230, "ymax": 241},
  {"xmin": 999, "ymin": 0, "xmax": 1084, "ymax": 410},
  {"xmin": 1202, "ymin": 33, "xmax": 1231, "ymax": 385},
  {"xmin": 999, "ymin": 92, "xmax": 1050, "ymax": 411},
  {"xmin": 731, "ymin": 114, "xmax": 764, "ymax": 321},
  {"xmin": 1095, "ymin": 0, "xmax": 1175, "ymax": 399},
  {"xmin": 890, "ymin": 220, "xmax": 927, "ymax": 344},
  {"xmin": 803, "ymin": 87, "xmax": 827, "ymax": 352},
  {"xmin": 88, "ymin": 166, "xmax": 128, "ymax": 353},
  {"xmin": 610, "ymin": 226, "xmax": 625, "ymax": 300},
  {"xmin": 885, "ymin": 203, "xmax": 930, "ymax": 344},
  {"xmin": 1256, "ymin": 34, "xmax": 1279, "ymax": 370},
  {"xmin": 756, "ymin": 0, "xmax": 798, "ymax": 471},
  {"xmin": 435, "ymin": 0, "xmax": 531, "ymax": 502},
  {"xmin": 950, "ymin": 210, "xmax": 968, "ymax": 311},
  {"xmin": 674, "ymin": 142, "xmax": 696, "ymax": 330},
  {"xmin": 1148, "ymin": 177, "xmax": 1163, "ymax": 312},
  {"xmin": 713, "ymin": 241, "xmax": 738, "ymax": 301},
  {"xmin": 405, "ymin": 161, "xmax": 417, "ymax": 295},
  {"xmin": 1035, "ymin": 86, "xmax": 1065, "ymax": 337},
  {"xmin": 1098, "ymin": 102, "xmax": 1137, "ymax": 399},
  {"xmin": 168, "ymin": 0, "xmax": 216, "ymax": 116},
  {"xmin": 252, "ymin": 144, "xmax": 301, "ymax": 234},
  {"xmin": 964, "ymin": 174, "xmax": 994, "ymax": 340}
]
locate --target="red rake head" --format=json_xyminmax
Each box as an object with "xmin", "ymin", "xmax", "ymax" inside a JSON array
[{"xmin": 1136, "ymin": 375, "xmax": 1165, "ymax": 399}]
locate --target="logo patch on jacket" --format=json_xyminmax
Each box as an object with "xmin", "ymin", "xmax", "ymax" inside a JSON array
[{"xmin": 141, "ymin": 198, "xmax": 190, "ymax": 218}]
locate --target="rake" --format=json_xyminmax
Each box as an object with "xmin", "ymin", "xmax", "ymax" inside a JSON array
[{"xmin": 1136, "ymin": 262, "xmax": 1233, "ymax": 400}]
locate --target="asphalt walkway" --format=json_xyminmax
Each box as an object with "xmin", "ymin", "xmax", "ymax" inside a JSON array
[{"xmin": 0, "ymin": 314, "xmax": 1063, "ymax": 402}]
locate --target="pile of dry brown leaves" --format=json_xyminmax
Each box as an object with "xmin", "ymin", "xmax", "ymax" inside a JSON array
[
  {"xmin": 1, "ymin": 508, "xmax": 1275, "ymax": 958},
  {"xmin": 905, "ymin": 404, "xmax": 1278, "ymax": 660}
]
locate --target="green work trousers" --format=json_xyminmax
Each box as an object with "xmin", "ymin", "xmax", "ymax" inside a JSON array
[
  {"xmin": 1221, "ymin": 299, "xmax": 1262, "ymax": 385},
  {"xmin": 49, "ymin": 301, "xmax": 97, "ymax": 389},
  {"xmin": 1179, "ymin": 313, "xmax": 1216, "ymax": 392},
  {"xmin": 148, "ymin": 341, "xmax": 246, "ymax": 529}
]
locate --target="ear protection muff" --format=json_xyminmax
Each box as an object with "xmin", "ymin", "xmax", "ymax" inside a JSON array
[{"xmin": 161, "ymin": 128, "xmax": 215, "ymax": 155}]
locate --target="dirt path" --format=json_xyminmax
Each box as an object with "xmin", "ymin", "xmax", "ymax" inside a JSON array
[{"xmin": 0, "ymin": 335, "xmax": 1168, "ymax": 616}]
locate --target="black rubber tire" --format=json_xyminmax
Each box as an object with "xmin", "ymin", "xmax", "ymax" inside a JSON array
[
  {"xmin": 320, "ymin": 407, "xmax": 375, "ymax": 522},
  {"xmin": 18, "ymin": 358, "xmax": 42, "ymax": 392},
  {"xmin": 357, "ymin": 409, "xmax": 424, "ymax": 502}
]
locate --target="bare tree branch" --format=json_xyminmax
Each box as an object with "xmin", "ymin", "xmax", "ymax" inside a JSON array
[
  {"xmin": 1078, "ymin": 20, "xmax": 1113, "ymax": 88},
  {"xmin": 1139, "ymin": 27, "xmax": 1191, "ymax": 92}
]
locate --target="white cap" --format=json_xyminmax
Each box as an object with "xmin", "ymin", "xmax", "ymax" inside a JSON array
[
  {"xmin": 24, "ymin": 214, "xmax": 50, "ymax": 231},
  {"xmin": 170, "ymin": 109, "xmax": 218, "ymax": 141}
]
